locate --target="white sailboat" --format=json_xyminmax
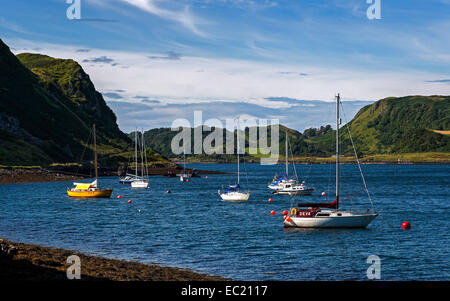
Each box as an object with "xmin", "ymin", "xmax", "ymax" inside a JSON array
[
  {"xmin": 131, "ymin": 130, "xmax": 149, "ymax": 188},
  {"xmin": 284, "ymin": 94, "xmax": 378, "ymax": 228},
  {"xmin": 270, "ymin": 131, "xmax": 314, "ymax": 196},
  {"xmin": 178, "ymin": 149, "xmax": 190, "ymax": 182},
  {"xmin": 218, "ymin": 118, "xmax": 250, "ymax": 202}
]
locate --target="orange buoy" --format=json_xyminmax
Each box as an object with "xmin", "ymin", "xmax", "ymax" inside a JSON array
[
  {"xmin": 402, "ymin": 221, "xmax": 411, "ymax": 229},
  {"xmin": 127, "ymin": 200, "xmax": 132, "ymax": 204},
  {"xmin": 282, "ymin": 210, "xmax": 288, "ymax": 215},
  {"xmin": 117, "ymin": 195, "xmax": 122, "ymax": 199},
  {"xmin": 270, "ymin": 210, "xmax": 276, "ymax": 216}
]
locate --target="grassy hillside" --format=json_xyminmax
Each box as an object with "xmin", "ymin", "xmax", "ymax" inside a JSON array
[
  {"xmin": 0, "ymin": 39, "xmax": 168, "ymax": 167},
  {"xmin": 335, "ymin": 95, "xmax": 450, "ymax": 155},
  {"xmin": 140, "ymin": 96, "xmax": 449, "ymax": 162},
  {"xmin": 140, "ymin": 124, "xmax": 335, "ymax": 161}
]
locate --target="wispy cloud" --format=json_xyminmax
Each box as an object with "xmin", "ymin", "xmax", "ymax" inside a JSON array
[
  {"xmin": 425, "ymin": 79, "xmax": 450, "ymax": 84},
  {"xmin": 8, "ymin": 38, "xmax": 450, "ymax": 132},
  {"xmin": 148, "ymin": 51, "xmax": 182, "ymax": 60},
  {"xmin": 82, "ymin": 56, "xmax": 116, "ymax": 64},
  {"xmin": 121, "ymin": 0, "xmax": 208, "ymax": 37}
]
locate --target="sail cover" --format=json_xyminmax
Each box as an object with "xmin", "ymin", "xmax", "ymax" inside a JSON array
[
  {"xmin": 297, "ymin": 198, "xmax": 338, "ymax": 209},
  {"xmin": 73, "ymin": 179, "xmax": 97, "ymax": 190}
]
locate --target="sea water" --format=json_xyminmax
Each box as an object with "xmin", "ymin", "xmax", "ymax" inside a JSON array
[{"xmin": 0, "ymin": 164, "xmax": 448, "ymax": 280}]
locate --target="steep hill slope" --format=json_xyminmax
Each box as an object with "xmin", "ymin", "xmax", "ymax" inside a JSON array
[
  {"xmin": 0, "ymin": 39, "xmax": 145, "ymax": 166},
  {"xmin": 337, "ymin": 95, "xmax": 450, "ymax": 155}
]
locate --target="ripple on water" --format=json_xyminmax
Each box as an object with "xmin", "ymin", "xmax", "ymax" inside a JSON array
[{"xmin": 0, "ymin": 164, "xmax": 449, "ymax": 280}]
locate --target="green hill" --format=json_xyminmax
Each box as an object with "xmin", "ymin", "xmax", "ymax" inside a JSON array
[
  {"xmin": 0, "ymin": 39, "xmax": 167, "ymax": 167},
  {"xmin": 139, "ymin": 124, "xmax": 335, "ymax": 161},
  {"xmin": 334, "ymin": 95, "xmax": 450, "ymax": 155},
  {"xmin": 139, "ymin": 96, "xmax": 449, "ymax": 162}
]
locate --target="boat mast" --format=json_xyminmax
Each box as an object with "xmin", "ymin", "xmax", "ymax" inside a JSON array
[
  {"xmin": 140, "ymin": 130, "xmax": 144, "ymax": 178},
  {"xmin": 135, "ymin": 129, "xmax": 138, "ymax": 179},
  {"xmin": 142, "ymin": 128, "xmax": 148, "ymax": 179},
  {"xmin": 336, "ymin": 94, "xmax": 340, "ymax": 209},
  {"xmin": 93, "ymin": 124, "xmax": 98, "ymax": 182},
  {"xmin": 237, "ymin": 118, "xmax": 240, "ymax": 187},
  {"xmin": 285, "ymin": 131, "xmax": 288, "ymax": 176},
  {"xmin": 183, "ymin": 147, "xmax": 186, "ymax": 174}
]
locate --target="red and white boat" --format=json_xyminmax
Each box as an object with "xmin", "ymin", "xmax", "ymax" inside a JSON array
[{"xmin": 284, "ymin": 94, "xmax": 378, "ymax": 228}]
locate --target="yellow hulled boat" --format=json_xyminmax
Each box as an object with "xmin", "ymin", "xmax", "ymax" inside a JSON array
[
  {"xmin": 67, "ymin": 124, "xmax": 113, "ymax": 199},
  {"xmin": 67, "ymin": 180, "xmax": 112, "ymax": 198}
]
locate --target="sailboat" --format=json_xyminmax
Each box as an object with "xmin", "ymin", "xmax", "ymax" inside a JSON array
[
  {"xmin": 218, "ymin": 118, "xmax": 250, "ymax": 202},
  {"xmin": 284, "ymin": 94, "xmax": 378, "ymax": 228},
  {"xmin": 178, "ymin": 147, "xmax": 190, "ymax": 182},
  {"xmin": 67, "ymin": 124, "xmax": 113, "ymax": 198},
  {"xmin": 131, "ymin": 130, "xmax": 149, "ymax": 188},
  {"xmin": 269, "ymin": 131, "xmax": 314, "ymax": 196}
]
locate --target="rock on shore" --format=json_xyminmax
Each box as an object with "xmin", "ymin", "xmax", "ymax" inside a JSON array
[{"xmin": 0, "ymin": 239, "xmax": 227, "ymax": 281}]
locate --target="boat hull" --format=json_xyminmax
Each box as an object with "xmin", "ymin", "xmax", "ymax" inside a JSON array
[
  {"xmin": 273, "ymin": 188, "xmax": 314, "ymax": 196},
  {"xmin": 284, "ymin": 212, "xmax": 378, "ymax": 228},
  {"xmin": 131, "ymin": 180, "xmax": 149, "ymax": 188},
  {"xmin": 180, "ymin": 175, "xmax": 190, "ymax": 182},
  {"xmin": 219, "ymin": 191, "xmax": 250, "ymax": 202},
  {"xmin": 67, "ymin": 189, "xmax": 113, "ymax": 198},
  {"xmin": 119, "ymin": 180, "xmax": 133, "ymax": 184}
]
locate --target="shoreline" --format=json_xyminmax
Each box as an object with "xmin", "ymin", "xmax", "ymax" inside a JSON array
[
  {"xmin": 0, "ymin": 238, "xmax": 228, "ymax": 281},
  {"xmin": 0, "ymin": 166, "xmax": 229, "ymax": 185},
  {"xmin": 180, "ymin": 160, "xmax": 450, "ymax": 165}
]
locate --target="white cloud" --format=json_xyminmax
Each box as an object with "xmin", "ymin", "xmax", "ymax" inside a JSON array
[
  {"xmin": 9, "ymin": 38, "xmax": 450, "ymax": 102},
  {"xmin": 7, "ymin": 38, "xmax": 450, "ymax": 132},
  {"xmin": 120, "ymin": 0, "xmax": 208, "ymax": 37}
]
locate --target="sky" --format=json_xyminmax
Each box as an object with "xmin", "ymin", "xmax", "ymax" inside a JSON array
[{"xmin": 1, "ymin": 0, "xmax": 449, "ymax": 133}]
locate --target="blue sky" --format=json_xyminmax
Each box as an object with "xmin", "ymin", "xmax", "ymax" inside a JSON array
[{"xmin": 1, "ymin": 0, "xmax": 449, "ymax": 132}]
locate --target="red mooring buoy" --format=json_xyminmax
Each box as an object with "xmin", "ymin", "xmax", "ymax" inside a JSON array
[
  {"xmin": 282, "ymin": 210, "xmax": 288, "ymax": 215},
  {"xmin": 127, "ymin": 200, "xmax": 132, "ymax": 204},
  {"xmin": 268, "ymin": 198, "xmax": 273, "ymax": 202},
  {"xmin": 402, "ymin": 221, "xmax": 411, "ymax": 229},
  {"xmin": 270, "ymin": 210, "xmax": 276, "ymax": 216},
  {"xmin": 117, "ymin": 195, "xmax": 122, "ymax": 199}
]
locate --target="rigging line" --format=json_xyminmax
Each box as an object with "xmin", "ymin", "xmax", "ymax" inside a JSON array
[
  {"xmin": 74, "ymin": 129, "xmax": 92, "ymax": 178},
  {"xmin": 143, "ymin": 129, "xmax": 149, "ymax": 178},
  {"xmin": 340, "ymin": 102, "xmax": 375, "ymax": 212},
  {"xmin": 48, "ymin": 93, "xmax": 91, "ymax": 132},
  {"xmin": 287, "ymin": 136, "xmax": 299, "ymax": 182},
  {"xmin": 240, "ymin": 125, "xmax": 250, "ymax": 192},
  {"xmin": 377, "ymin": 211, "xmax": 396, "ymax": 229},
  {"xmin": 340, "ymin": 188, "xmax": 365, "ymax": 202}
]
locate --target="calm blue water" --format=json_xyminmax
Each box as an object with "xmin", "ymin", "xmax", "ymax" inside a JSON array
[{"xmin": 0, "ymin": 164, "xmax": 449, "ymax": 280}]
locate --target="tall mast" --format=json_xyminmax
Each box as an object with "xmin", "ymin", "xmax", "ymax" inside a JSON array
[
  {"xmin": 135, "ymin": 129, "xmax": 138, "ymax": 179},
  {"xmin": 285, "ymin": 131, "xmax": 288, "ymax": 176},
  {"xmin": 183, "ymin": 146, "xmax": 186, "ymax": 173},
  {"xmin": 237, "ymin": 118, "xmax": 240, "ymax": 186},
  {"xmin": 336, "ymin": 94, "xmax": 340, "ymax": 208},
  {"xmin": 140, "ymin": 130, "xmax": 144, "ymax": 177},
  {"xmin": 142, "ymin": 128, "xmax": 148, "ymax": 179},
  {"xmin": 93, "ymin": 124, "xmax": 98, "ymax": 182}
]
